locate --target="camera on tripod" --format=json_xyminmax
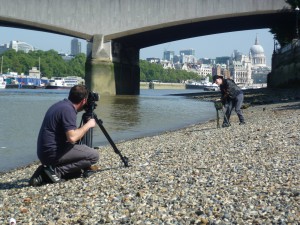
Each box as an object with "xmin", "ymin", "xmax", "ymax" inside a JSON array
[{"xmin": 84, "ymin": 91, "xmax": 99, "ymax": 113}]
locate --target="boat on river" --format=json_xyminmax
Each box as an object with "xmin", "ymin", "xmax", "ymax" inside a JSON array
[
  {"xmin": 0, "ymin": 76, "xmax": 6, "ymax": 89},
  {"xmin": 185, "ymin": 80, "xmax": 219, "ymax": 91},
  {"xmin": 4, "ymin": 76, "xmax": 44, "ymax": 89},
  {"xmin": 45, "ymin": 76, "xmax": 84, "ymax": 89}
]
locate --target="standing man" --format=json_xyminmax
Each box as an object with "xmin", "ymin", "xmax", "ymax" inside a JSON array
[
  {"xmin": 213, "ymin": 75, "xmax": 245, "ymax": 127},
  {"xmin": 29, "ymin": 85, "xmax": 99, "ymax": 186}
]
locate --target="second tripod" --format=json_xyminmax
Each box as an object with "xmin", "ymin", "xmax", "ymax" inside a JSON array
[{"xmin": 214, "ymin": 101, "xmax": 231, "ymax": 128}]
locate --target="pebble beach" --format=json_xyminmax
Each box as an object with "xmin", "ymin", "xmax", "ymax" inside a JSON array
[{"xmin": 0, "ymin": 88, "xmax": 299, "ymax": 224}]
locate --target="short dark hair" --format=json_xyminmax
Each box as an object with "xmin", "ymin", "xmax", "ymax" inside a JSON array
[
  {"xmin": 68, "ymin": 85, "xmax": 89, "ymax": 104},
  {"xmin": 213, "ymin": 75, "xmax": 223, "ymax": 82}
]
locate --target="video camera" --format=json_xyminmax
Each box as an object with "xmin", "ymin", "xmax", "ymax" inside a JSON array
[{"xmin": 84, "ymin": 91, "xmax": 99, "ymax": 113}]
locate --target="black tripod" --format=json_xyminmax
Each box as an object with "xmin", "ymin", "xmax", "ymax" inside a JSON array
[
  {"xmin": 214, "ymin": 101, "xmax": 231, "ymax": 128},
  {"xmin": 80, "ymin": 111, "xmax": 129, "ymax": 167}
]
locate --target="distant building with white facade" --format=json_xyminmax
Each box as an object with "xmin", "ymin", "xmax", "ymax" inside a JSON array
[
  {"xmin": 198, "ymin": 64, "xmax": 212, "ymax": 77},
  {"xmin": 181, "ymin": 54, "xmax": 198, "ymax": 64},
  {"xmin": 146, "ymin": 57, "xmax": 160, "ymax": 63},
  {"xmin": 0, "ymin": 41, "xmax": 34, "ymax": 53},
  {"xmin": 161, "ymin": 60, "xmax": 175, "ymax": 69},
  {"xmin": 29, "ymin": 67, "xmax": 41, "ymax": 78},
  {"xmin": 10, "ymin": 41, "xmax": 34, "ymax": 53},
  {"xmin": 229, "ymin": 50, "xmax": 252, "ymax": 85},
  {"xmin": 179, "ymin": 49, "xmax": 196, "ymax": 63}
]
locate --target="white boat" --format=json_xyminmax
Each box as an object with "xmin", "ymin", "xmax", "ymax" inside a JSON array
[
  {"xmin": 185, "ymin": 80, "xmax": 219, "ymax": 91},
  {"xmin": 45, "ymin": 76, "xmax": 84, "ymax": 89},
  {"xmin": 0, "ymin": 76, "xmax": 6, "ymax": 89},
  {"xmin": 203, "ymin": 85, "xmax": 219, "ymax": 91}
]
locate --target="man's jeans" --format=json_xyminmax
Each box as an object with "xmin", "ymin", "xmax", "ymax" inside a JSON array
[
  {"xmin": 54, "ymin": 144, "xmax": 99, "ymax": 178},
  {"xmin": 223, "ymin": 93, "xmax": 245, "ymax": 125}
]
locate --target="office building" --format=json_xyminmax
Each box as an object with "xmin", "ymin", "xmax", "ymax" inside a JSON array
[
  {"xmin": 179, "ymin": 49, "xmax": 195, "ymax": 56},
  {"xmin": 71, "ymin": 38, "xmax": 81, "ymax": 55},
  {"xmin": 163, "ymin": 50, "xmax": 175, "ymax": 62}
]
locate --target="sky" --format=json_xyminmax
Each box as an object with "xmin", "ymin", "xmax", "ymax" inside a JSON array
[{"xmin": 0, "ymin": 27, "xmax": 274, "ymax": 66}]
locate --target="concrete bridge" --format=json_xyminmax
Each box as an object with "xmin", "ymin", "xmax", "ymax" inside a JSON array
[{"xmin": 0, "ymin": 0, "xmax": 291, "ymax": 95}]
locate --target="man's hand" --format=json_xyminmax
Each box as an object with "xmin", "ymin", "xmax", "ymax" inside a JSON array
[
  {"xmin": 66, "ymin": 118, "xmax": 96, "ymax": 144},
  {"xmin": 86, "ymin": 118, "xmax": 96, "ymax": 129},
  {"xmin": 221, "ymin": 96, "xmax": 228, "ymax": 105}
]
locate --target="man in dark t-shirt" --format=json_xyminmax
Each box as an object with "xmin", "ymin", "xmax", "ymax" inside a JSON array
[{"xmin": 29, "ymin": 85, "xmax": 99, "ymax": 186}]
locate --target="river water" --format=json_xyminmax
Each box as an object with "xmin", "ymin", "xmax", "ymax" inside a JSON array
[{"xmin": 0, "ymin": 88, "xmax": 215, "ymax": 172}]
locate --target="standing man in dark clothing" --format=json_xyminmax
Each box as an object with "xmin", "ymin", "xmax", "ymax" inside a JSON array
[
  {"xmin": 213, "ymin": 75, "xmax": 245, "ymax": 127},
  {"xmin": 29, "ymin": 85, "xmax": 99, "ymax": 186}
]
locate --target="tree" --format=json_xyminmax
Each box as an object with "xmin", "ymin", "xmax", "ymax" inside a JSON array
[
  {"xmin": 139, "ymin": 60, "xmax": 199, "ymax": 82},
  {"xmin": 270, "ymin": 0, "xmax": 300, "ymax": 47},
  {"xmin": 1, "ymin": 49, "xmax": 86, "ymax": 78}
]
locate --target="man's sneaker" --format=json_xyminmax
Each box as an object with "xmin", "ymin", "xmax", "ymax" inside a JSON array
[
  {"xmin": 222, "ymin": 123, "xmax": 230, "ymax": 128},
  {"xmin": 239, "ymin": 122, "xmax": 246, "ymax": 125},
  {"xmin": 43, "ymin": 165, "xmax": 63, "ymax": 183},
  {"xmin": 29, "ymin": 165, "xmax": 48, "ymax": 187}
]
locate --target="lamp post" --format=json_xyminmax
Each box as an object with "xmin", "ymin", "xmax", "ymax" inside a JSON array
[{"xmin": 296, "ymin": 6, "xmax": 299, "ymax": 39}]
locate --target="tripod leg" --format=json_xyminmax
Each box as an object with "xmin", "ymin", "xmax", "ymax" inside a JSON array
[
  {"xmin": 221, "ymin": 107, "xmax": 231, "ymax": 126},
  {"xmin": 80, "ymin": 113, "xmax": 94, "ymax": 147},
  {"xmin": 216, "ymin": 109, "xmax": 220, "ymax": 128},
  {"xmin": 93, "ymin": 113, "xmax": 129, "ymax": 167}
]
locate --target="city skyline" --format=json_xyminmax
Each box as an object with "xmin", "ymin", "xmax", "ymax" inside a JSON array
[{"xmin": 0, "ymin": 27, "xmax": 274, "ymax": 65}]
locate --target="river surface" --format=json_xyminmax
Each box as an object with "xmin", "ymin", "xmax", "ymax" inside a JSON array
[{"xmin": 0, "ymin": 88, "xmax": 215, "ymax": 172}]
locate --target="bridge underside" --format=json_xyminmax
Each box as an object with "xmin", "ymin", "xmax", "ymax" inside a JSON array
[
  {"xmin": 112, "ymin": 12, "xmax": 293, "ymax": 48},
  {"xmin": 0, "ymin": 12, "xmax": 294, "ymax": 95}
]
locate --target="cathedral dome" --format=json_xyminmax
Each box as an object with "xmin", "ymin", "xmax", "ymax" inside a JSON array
[
  {"xmin": 250, "ymin": 36, "xmax": 265, "ymax": 57},
  {"xmin": 250, "ymin": 44, "xmax": 264, "ymax": 55},
  {"xmin": 249, "ymin": 35, "xmax": 266, "ymax": 67}
]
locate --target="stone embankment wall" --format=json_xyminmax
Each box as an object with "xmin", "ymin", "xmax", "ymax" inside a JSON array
[
  {"xmin": 140, "ymin": 82, "xmax": 185, "ymax": 89},
  {"xmin": 270, "ymin": 40, "xmax": 300, "ymax": 87}
]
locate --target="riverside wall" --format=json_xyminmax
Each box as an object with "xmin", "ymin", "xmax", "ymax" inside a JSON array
[
  {"xmin": 270, "ymin": 40, "xmax": 300, "ymax": 87},
  {"xmin": 140, "ymin": 82, "xmax": 185, "ymax": 89}
]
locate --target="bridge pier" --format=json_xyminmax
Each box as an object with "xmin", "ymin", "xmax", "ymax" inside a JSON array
[{"xmin": 85, "ymin": 35, "xmax": 140, "ymax": 95}]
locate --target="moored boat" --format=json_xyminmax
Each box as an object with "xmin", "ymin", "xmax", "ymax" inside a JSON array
[
  {"xmin": 45, "ymin": 76, "xmax": 84, "ymax": 89},
  {"xmin": 0, "ymin": 76, "xmax": 6, "ymax": 89},
  {"xmin": 185, "ymin": 80, "xmax": 219, "ymax": 91},
  {"xmin": 4, "ymin": 76, "xmax": 44, "ymax": 89}
]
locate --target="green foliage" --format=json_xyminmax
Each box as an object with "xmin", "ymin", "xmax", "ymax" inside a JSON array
[
  {"xmin": 1, "ymin": 50, "xmax": 199, "ymax": 82},
  {"xmin": 0, "ymin": 49, "xmax": 86, "ymax": 78},
  {"xmin": 140, "ymin": 60, "xmax": 199, "ymax": 83},
  {"xmin": 286, "ymin": 0, "xmax": 300, "ymax": 8},
  {"xmin": 270, "ymin": 0, "xmax": 300, "ymax": 47}
]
